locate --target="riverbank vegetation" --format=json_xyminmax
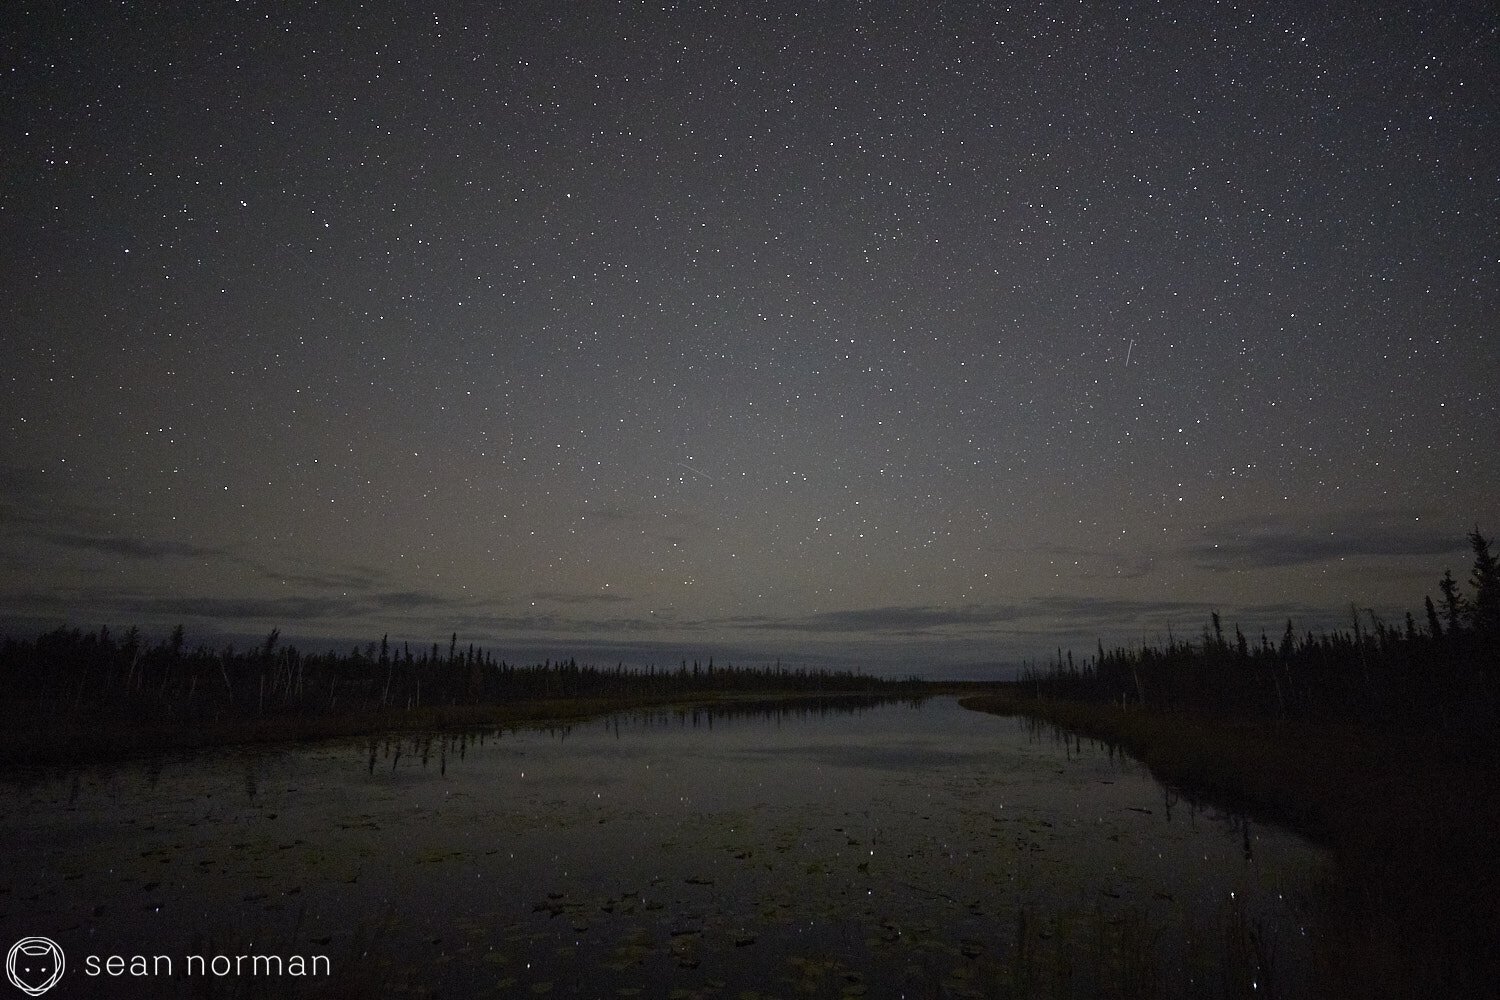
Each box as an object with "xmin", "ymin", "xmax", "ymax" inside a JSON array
[
  {"xmin": 963, "ymin": 528, "xmax": 1500, "ymax": 998},
  {"xmin": 0, "ymin": 629, "xmax": 924, "ymax": 766},
  {"xmin": 1012, "ymin": 527, "xmax": 1498, "ymax": 731}
]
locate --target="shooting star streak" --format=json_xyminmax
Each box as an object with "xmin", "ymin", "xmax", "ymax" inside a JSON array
[
  {"xmin": 676, "ymin": 462, "xmax": 715, "ymax": 482},
  {"xmin": 1125, "ymin": 339, "xmax": 1134, "ymax": 366}
]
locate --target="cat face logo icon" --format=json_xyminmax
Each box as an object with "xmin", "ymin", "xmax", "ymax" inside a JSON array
[{"xmin": 6, "ymin": 938, "xmax": 64, "ymax": 996}]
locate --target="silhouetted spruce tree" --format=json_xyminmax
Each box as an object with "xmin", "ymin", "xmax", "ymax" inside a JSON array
[
  {"xmin": 1425, "ymin": 595, "xmax": 1444, "ymax": 639},
  {"xmin": 1468, "ymin": 529, "xmax": 1499, "ymax": 633},
  {"xmin": 1438, "ymin": 570, "xmax": 1464, "ymax": 633}
]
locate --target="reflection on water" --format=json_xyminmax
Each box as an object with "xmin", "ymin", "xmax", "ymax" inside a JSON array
[{"xmin": 0, "ymin": 697, "xmax": 1327, "ymax": 997}]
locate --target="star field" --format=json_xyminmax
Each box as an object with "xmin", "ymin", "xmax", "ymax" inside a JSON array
[{"xmin": 2, "ymin": 3, "xmax": 1496, "ymax": 673}]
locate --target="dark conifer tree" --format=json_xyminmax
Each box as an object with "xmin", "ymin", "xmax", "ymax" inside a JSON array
[
  {"xmin": 1468, "ymin": 529, "xmax": 1499, "ymax": 633},
  {"xmin": 1438, "ymin": 570, "xmax": 1464, "ymax": 633},
  {"xmin": 1425, "ymin": 595, "xmax": 1443, "ymax": 638}
]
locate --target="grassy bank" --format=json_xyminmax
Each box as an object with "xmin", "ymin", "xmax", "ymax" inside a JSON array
[{"xmin": 960, "ymin": 689, "xmax": 1499, "ymax": 998}]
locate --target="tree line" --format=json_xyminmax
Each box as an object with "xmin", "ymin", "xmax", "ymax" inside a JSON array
[
  {"xmin": 1021, "ymin": 528, "xmax": 1500, "ymax": 728},
  {"xmin": 0, "ymin": 625, "xmax": 919, "ymax": 729}
]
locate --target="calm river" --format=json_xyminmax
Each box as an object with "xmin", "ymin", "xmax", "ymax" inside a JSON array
[{"xmin": 0, "ymin": 697, "xmax": 1327, "ymax": 998}]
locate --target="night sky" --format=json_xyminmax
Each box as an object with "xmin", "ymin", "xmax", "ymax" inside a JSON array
[{"xmin": 3, "ymin": 3, "xmax": 1496, "ymax": 676}]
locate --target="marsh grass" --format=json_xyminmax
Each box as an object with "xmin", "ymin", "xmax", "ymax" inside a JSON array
[
  {"xmin": 899, "ymin": 896, "xmax": 1277, "ymax": 999},
  {"xmin": 962, "ymin": 691, "xmax": 1498, "ymax": 998}
]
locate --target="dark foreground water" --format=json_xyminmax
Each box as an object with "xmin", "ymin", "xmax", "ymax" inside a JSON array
[{"xmin": 0, "ymin": 697, "xmax": 1327, "ymax": 998}]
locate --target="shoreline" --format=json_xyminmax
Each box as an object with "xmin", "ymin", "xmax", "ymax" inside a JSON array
[
  {"xmin": 958, "ymin": 690, "xmax": 1500, "ymax": 997},
  {"xmin": 0, "ymin": 685, "xmax": 990, "ymax": 772}
]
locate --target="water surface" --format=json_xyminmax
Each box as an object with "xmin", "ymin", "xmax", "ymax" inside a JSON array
[{"xmin": 0, "ymin": 697, "xmax": 1326, "ymax": 997}]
